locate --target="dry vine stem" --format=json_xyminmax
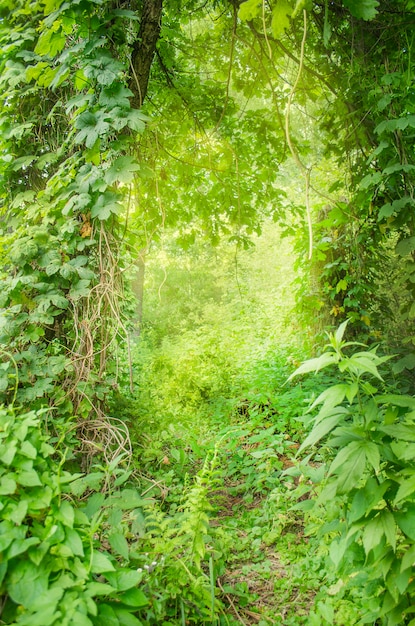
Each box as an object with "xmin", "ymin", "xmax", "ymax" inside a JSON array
[{"xmin": 284, "ymin": 10, "xmax": 314, "ymax": 260}]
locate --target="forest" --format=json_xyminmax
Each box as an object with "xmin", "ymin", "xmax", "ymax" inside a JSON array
[{"xmin": 1, "ymin": 0, "xmax": 415, "ymax": 624}]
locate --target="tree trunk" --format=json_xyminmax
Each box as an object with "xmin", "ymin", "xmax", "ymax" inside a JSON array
[{"xmin": 129, "ymin": 0, "xmax": 163, "ymax": 108}]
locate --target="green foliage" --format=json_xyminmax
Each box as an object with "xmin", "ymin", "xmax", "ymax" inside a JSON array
[
  {"xmin": 0, "ymin": 406, "xmax": 149, "ymax": 625},
  {"xmin": 291, "ymin": 322, "xmax": 415, "ymax": 623}
]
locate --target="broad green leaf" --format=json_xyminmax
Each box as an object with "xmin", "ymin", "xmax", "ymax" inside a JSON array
[
  {"xmin": 105, "ymin": 568, "xmax": 142, "ymax": 591},
  {"xmin": 108, "ymin": 532, "xmax": 129, "ymax": 560},
  {"xmin": 288, "ymin": 351, "xmax": 338, "ymax": 379},
  {"xmin": 105, "ymin": 156, "xmax": 140, "ymax": 185},
  {"xmin": 395, "ymin": 505, "xmax": 415, "ymax": 541},
  {"xmin": 90, "ymin": 551, "xmax": 115, "ymax": 573},
  {"xmin": 348, "ymin": 478, "xmax": 389, "ymax": 523},
  {"xmin": 69, "ymin": 279, "xmax": 91, "ymax": 301},
  {"xmin": 401, "ymin": 544, "xmax": 415, "ymax": 572},
  {"xmin": 0, "ymin": 442, "xmax": 17, "ymax": 465},
  {"xmin": 390, "ymin": 441, "xmax": 415, "ymax": 462},
  {"xmin": 396, "ymin": 237, "xmax": 415, "ymax": 257},
  {"xmin": 342, "ymin": 0, "xmax": 379, "ymax": 21},
  {"xmin": 91, "ymin": 192, "xmax": 122, "ymax": 220},
  {"xmin": 362, "ymin": 510, "xmax": 396, "ymax": 555},
  {"xmin": 118, "ymin": 587, "xmax": 148, "ymax": 607},
  {"xmin": 271, "ymin": 1, "xmax": 292, "ymax": 38},
  {"xmin": 86, "ymin": 581, "xmax": 117, "ymax": 597},
  {"xmin": 20, "ymin": 440, "xmax": 37, "ymax": 459},
  {"xmin": 308, "ymin": 384, "xmax": 349, "ymax": 412},
  {"xmin": 7, "ymin": 559, "xmax": 49, "ymax": 607},
  {"xmin": 238, "ymin": 0, "xmax": 261, "ymax": 21},
  {"xmin": 99, "ymin": 84, "xmax": 133, "ymax": 108},
  {"xmin": 394, "ymin": 474, "xmax": 415, "ymax": 504},
  {"xmin": 0, "ymin": 475, "xmax": 17, "ymax": 494},
  {"xmin": 331, "ymin": 442, "xmax": 367, "ymax": 493},
  {"xmin": 380, "ymin": 424, "xmax": 415, "ymax": 442},
  {"xmin": 16, "ymin": 469, "xmax": 42, "ymax": 488},
  {"xmin": 299, "ymin": 411, "xmax": 345, "ymax": 451},
  {"xmin": 111, "ymin": 608, "xmax": 143, "ymax": 626},
  {"xmin": 378, "ymin": 394, "xmax": 415, "ymax": 409},
  {"xmin": 34, "ymin": 27, "xmax": 66, "ymax": 57},
  {"xmin": 8, "ymin": 500, "xmax": 29, "ymax": 525},
  {"xmin": 64, "ymin": 528, "xmax": 84, "ymax": 556}
]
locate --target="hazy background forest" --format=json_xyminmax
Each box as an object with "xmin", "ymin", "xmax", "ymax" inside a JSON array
[{"xmin": 2, "ymin": 0, "xmax": 415, "ymax": 624}]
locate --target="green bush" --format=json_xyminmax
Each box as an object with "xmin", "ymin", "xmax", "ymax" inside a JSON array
[{"xmin": 291, "ymin": 321, "xmax": 415, "ymax": 624}]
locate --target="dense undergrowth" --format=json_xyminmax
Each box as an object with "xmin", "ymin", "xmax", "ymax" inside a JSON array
[{"xmin": 2, "ymin": 228, "xmax": 415, "ymax": 625}]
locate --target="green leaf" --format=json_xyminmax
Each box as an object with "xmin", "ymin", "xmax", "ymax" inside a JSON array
[
  {"xmin": 363, "ymin": 510, "xmax": 396, "ymax": 555},
  {"xmin": 7, "ymin": 560, "xmax": 49, "ymax": 607},
  {"xmin": 64, "ymin": 528, "xmax": 84, "ymax": 556},
  {"xmin": 342, "ymin": 0, "xmax": 379, "ymax": 21},
  {"xmin": 8, "ymin": 500, "xmax": 29, "ymax": 525},
  {"xmin": 20, "ymin": 440, "xmax": 37, "ymax": 459},
  {"xmin": 86, "ymin": 581, "xmax": 117, "ymax": 597},
  {"xmin": 396, "ymin": 237, "xmax": 415, "ymax": 257},
  {"xmin": 118, "ymin": 587, "xmax": 148, "ymax": 607},
  {"xmin": 401, "ymin": 544, "xmax": 415, "ymax": 572},
  {"xmin": 238, "ymin": 0, "xmax": 261, "ymax": 21},
  {"xmin": 90, "ymin": 551, "xmax": 115, "ymax": 573},
  {"xmin": 111, "ymin": 608, "xmax": 143, "ymax": 626},
  {"xmin": 394, "ymin": 474, "xmax": 415, "ymax": 505},
  {"xmin": 271, "ymin": 1, "xmax": 292, "ymax": 38},
  {"xmin": 99, "ymin": 84, "xmax": 133, "ymax": 108},
  {"xmin": 288, "ymin": 351, "xmax": 338, "ymax": 379},
  {"xmin": 395, "ymin": 505, "xmax": 415, "ymax": 541},
  {"xmin": 329, "ymin": 441, "xmax": 368, "ymax": 492},
  {"xmin": 105, "ymin": 568, "xmax": 142, "ymax": 591},
  {"xmin": 108, "ymin": 532, "xmax": 129, "ymax": 560},
  {"xmin": 349, "ymin": 478, "xmax": 389, "ymax": 523},
  {"xmin": 308, "ymin": 384, "xmax": 349, "ymax": 412},
  {"xmin": 0, "ymin": 475, "xmax": 17, "ymax": 494},
  {"xmin": 299, "ymin": 410, "xmax": 347, "ymax": 451},
  {"xmin": 91, "ymin": 192, "xmax": 122, "ymax": 220},
  {"xmin": 105, "ymin": 156, "xmax": 140, "ymax": 185},
  {"xmin": 34, "ymin": 27, "xmax": 66, "ymax": 56}
]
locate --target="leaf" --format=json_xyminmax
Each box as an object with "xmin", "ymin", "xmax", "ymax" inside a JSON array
[
  {"xmin": 105, "ymin": 568, "xmax": 142, "ymax": 591},
  {"xmin": 308, "ymin": 384, "xmax": 349, "ymax": 412},
  {"xmin": 111, "ymin": 608, "xmax": 144, "ymax": 626},
  {"xmin": 380, "ymin": 424, "xmax": 415, "ymax": 443},
  {"xmin": 362, "ymin": 510, "xmax": 396, "ymax": 556},
  {"xmin": 342, "ymin": 0, "xmax": 379, "ymax": 21},
  {"xmin": 329, "ymin": 441, "xmax": 368, "ymax": 489},
  {"xmin": 64, "ymin": 528, "xmax": 84, "ymax": 556},
  {"xmin": 34, "ymin": 27, "xmax": 66, "ymax": 57},
  {"xmin": 17, "ymin": 469, "xmax": 42, "ymax": 487},
  {"xmin": 75, "ymin": 112, "xmax": 109, "ymax": 149},
  {"xmin": 99, "ymin": 84, "xmax": 133, "ymax": 108},
  {"xmin": 396, "ymin": 237, "xmax": 415, "ymax": 257},
  {"xmin": 118, "ymin": 587, "xmax": 148, "ymax": 607},
  {"xmin": 299, "ymin": 411, "xmax": 346, "ymax": 451},
  {"xmin": 271, "ymin": 1, "xmax": 292, "ymax": 38},
  {"xmin": 395, "ymin": 505, "xmax": 415, "ymax": 541},
  {"xmin": 288, "ymin": 351, "xmax": 338, "ymax": 379},
  {"xmin": 126, "ymin": 109, "xmax": 149, "ymax": 133},
  {"xmin": 90, "ymin": 551, "xmax": 116, "ymax": 573},
  {"xmin": 105, "ymin": 156, "xmax": 140, "ymax": 185},
  {"xmin": 86, "ymin": 581, "xmax": 117, "ymax": 597},
  {"xmin": 238, "ymin": 0, "xmax": 261, "ymax": 21},
  {"xmin": 91, "ymin": 192, "xmax": 122, "ymax": 220},
  {"xmin": 394, "ymin": 474, "xmax": 415, "ymax": 505},
  {"xmin": 378, "ymin": 394, "xmax": 415, "ymax": 409},
  {"xmin": 108, "ymin": 532, "xmax": 129, "ymax": 560}
]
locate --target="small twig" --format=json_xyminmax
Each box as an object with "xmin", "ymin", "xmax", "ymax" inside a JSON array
[{"xmin": 217, "ymin": 579, "xmax": 249, "ymax": 626}]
